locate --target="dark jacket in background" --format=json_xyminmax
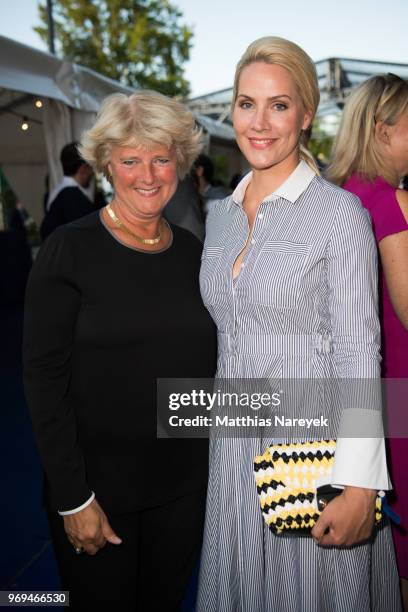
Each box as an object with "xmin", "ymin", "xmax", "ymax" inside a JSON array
[{"xmin": 40, "ymin": 187, "xmax": 95, "ymax": 241}]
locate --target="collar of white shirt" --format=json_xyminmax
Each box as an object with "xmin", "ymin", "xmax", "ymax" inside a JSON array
[{"xmin": 232, "ymin": 159, "xmax": 316, "ymax": 207}]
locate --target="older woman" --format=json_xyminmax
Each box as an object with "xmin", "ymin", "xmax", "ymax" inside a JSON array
[
  {"xmin": 23, "ymin": 91, "xmax": 216, "ymax": 610},
  {"xmin": 327, "ymin": 73, "xmax": 408, "ymax": 610},
  {"xmin": 197, "ymin": 37, "xmax": 401, "ymax": 611}
]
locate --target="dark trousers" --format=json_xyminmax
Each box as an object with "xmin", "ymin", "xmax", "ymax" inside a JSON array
[{"xmin": 47, "ymin": 490, "xmax": 206, "ymax": 611}]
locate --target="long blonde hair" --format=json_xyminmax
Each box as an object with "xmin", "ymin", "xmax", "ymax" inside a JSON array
[
  {"xmin": 326, "ymin": 73, "xmax": 408, "ymax": 186},
  {"xmin": 232, "ymin": 36, "xmax": 320, "ymax": 173}
]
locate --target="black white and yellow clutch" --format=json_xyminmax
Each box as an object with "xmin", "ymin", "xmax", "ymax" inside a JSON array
[{"xmin": 254, "ymin": 440, "xmax": 383, "ymax": 535}]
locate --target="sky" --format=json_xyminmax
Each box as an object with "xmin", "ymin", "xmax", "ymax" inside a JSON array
[{"xmin": 0, "ymin": 0, "xmax": 407, "ymax": 97}]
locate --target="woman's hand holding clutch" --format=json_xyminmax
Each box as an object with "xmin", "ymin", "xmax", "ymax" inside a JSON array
[
  {"xmin": 63, "ymin": 498, "xmax": 122, "ymax": 555},
  {"xmin": 311, "ymin": 486, "xmax": 377, "ymax": 547}
]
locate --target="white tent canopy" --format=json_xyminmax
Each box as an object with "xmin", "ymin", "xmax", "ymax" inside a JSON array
[
  {"xmin": 0, "ymin": 35, "xmax": 240, "ymax": 227},
  {"xmin": 0, "ymin": 34, "xmax": 133, "ymax": 225}
]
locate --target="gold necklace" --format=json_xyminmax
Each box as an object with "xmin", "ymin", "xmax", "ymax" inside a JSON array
[{"xmin": 106, "ymin": 203, "xmax": 163, "ymax": 245}]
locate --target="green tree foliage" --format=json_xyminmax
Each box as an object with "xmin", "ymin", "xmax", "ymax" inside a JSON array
[
  {"xmin": 35, "ymin": 0, "xmax": 193, "ymax": 97},
  {"xmin": 309, "ymin": 120, "xmax": 335, "ymax": 166}
]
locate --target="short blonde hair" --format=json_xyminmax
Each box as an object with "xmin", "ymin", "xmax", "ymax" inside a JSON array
[
  {"xmin": 327, "ymin": 74, "xmax": 408, "ymax": 186},
  {"xmin": 79, "ymin": 90, "xmax": 203, "ymax": 180},
  {"xmin": 232, "ymin": 36, "xmax": 320, "ymax": 173}
]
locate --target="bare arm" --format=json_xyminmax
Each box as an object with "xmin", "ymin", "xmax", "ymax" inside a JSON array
[{"xmin": 378, "ymin": 188, "xmax": 408, "ymax": 330}]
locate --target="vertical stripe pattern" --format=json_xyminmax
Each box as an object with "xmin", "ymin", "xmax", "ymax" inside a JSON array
[{"xmin": 197, "ymin": 169, "xmax": 401, "ymax": 611}]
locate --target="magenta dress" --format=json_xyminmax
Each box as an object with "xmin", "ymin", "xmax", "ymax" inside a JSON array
[{"xmin": 344, "ymin": 174, "xmax": 408, "ymax": 578}]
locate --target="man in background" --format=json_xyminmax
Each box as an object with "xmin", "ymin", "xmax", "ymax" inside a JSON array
[
  {"xmin": 165, "ymin": 175, "xmax": 205, "ymax": 242},
  {"xmin": 40, "ymin": 143, "xmax": 95, "ymax": 241},
  {"xmin": 193, "ymin": 154, "xmax": 230, "ymax": 218}
]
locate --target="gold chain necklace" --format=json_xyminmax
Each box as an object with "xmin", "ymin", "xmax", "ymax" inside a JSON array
[{"xmin": 106, "ymin": 203, "xmax": 163, "ymax": 245}]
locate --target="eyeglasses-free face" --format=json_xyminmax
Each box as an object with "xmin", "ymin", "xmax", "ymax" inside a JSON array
[
  {"xmin": 233, "ymin": 62, "xmax": 312, "ymax": 177},
  {"xmin": 108, "ymin": 145, "xmax": 178, "ymax": 222}
]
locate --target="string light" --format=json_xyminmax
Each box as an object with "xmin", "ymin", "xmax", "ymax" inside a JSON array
[
  {"xmin": 35, "ymin": 99, "xmax": 43, "ymax": 108},
  {"xmin": 21, "ymin": 117, "xmax": 29, "ymax": 131}
]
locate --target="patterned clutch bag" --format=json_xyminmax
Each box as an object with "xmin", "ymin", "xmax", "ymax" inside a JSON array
[{"xmin": 254, "ymin": 440, "xmax": 383, "ymax": 535}]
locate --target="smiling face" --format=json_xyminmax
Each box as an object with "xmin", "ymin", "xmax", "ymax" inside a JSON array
[
  {"xmin": 232, "ymin": 62, "xmax": 312, "ymax": 175},
  {"xmin": 108, "ymin": 144, "xmax": 178, "ymax": 220}
]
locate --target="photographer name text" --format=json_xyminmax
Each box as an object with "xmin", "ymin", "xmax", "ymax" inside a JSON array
[{"xmin": 168, "ymin": 415, "xmax": 329, "ymax": 428}]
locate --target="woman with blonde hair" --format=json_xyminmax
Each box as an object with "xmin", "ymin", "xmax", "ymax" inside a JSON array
[
  {"xmin": 197, "ymin": 37, "xmax": 401, "ymax": 611},
  {"xmin": 24, "ymin": 90, "xmax": 216, "ymax": 610},
  {"xmin": 328, "ymin": 73, "xmax": 408, "ymax": 609}
]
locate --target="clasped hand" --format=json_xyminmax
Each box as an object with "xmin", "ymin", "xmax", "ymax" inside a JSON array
[
  {"xmin": 311, "ymin": 486, "xmax": 377, "ymax": 547},
  {"xmin": 64, "ymin": 499, "xmax": 122, "ymax": 555}
]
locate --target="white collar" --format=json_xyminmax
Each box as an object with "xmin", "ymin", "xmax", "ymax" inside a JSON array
[
  {"xmin": 232, "ymin": 159, "xmax": 316, "ymax": 206},
  {"xmin": 47, "ymin": 176, "xmax": 92, "ymax": 211}
]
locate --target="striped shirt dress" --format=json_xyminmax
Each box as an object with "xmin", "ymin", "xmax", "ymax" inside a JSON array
[{"xmin": 197, "ymin": 161, "xmax": 401, "ymax": 612}]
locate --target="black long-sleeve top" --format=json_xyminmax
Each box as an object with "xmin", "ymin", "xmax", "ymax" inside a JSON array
[{"xmin": 24, "ymin": 211, "xmax": 216, "ymax": 513}]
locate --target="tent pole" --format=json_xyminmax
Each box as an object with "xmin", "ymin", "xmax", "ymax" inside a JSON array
[{"xmin": 46, "ymin": 0, "xmax": 56, "ymax": 55}]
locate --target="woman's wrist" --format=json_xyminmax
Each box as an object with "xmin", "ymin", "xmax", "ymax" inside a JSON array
[{"xmin": 343, "ymin": 485, "xmax": 377, "ymax": 502}]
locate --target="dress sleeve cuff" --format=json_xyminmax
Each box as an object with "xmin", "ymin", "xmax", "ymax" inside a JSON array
[
  {"xmin": 58, "ymin": 491, "xmax": 95, "ymax": 515},
  {"xmin": 331, "ymin": 437, "xmax": 392, "ymax": 490}
]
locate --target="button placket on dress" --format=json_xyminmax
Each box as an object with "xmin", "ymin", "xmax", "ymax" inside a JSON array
[
  {"xmin": 230, "ymin": 198, "xmax": 276, "ymax": 355},
  {"xmin": 230, "ymin": 208, "xmax": 248, "ymax": 354}
]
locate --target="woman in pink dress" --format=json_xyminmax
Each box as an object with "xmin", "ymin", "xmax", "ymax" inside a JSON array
[{"xmin": 327, "ymin": 73, "xmax": 408, "ymax": 609}]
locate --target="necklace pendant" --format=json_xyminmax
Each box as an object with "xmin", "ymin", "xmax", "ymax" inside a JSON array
[
  {"xmin": 142, "ymin": 236, "xmax": 161, "ymax": 245},
  {"xmin": 106, "ymin": 203, "xmax": 162, "ymax": 245}
]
